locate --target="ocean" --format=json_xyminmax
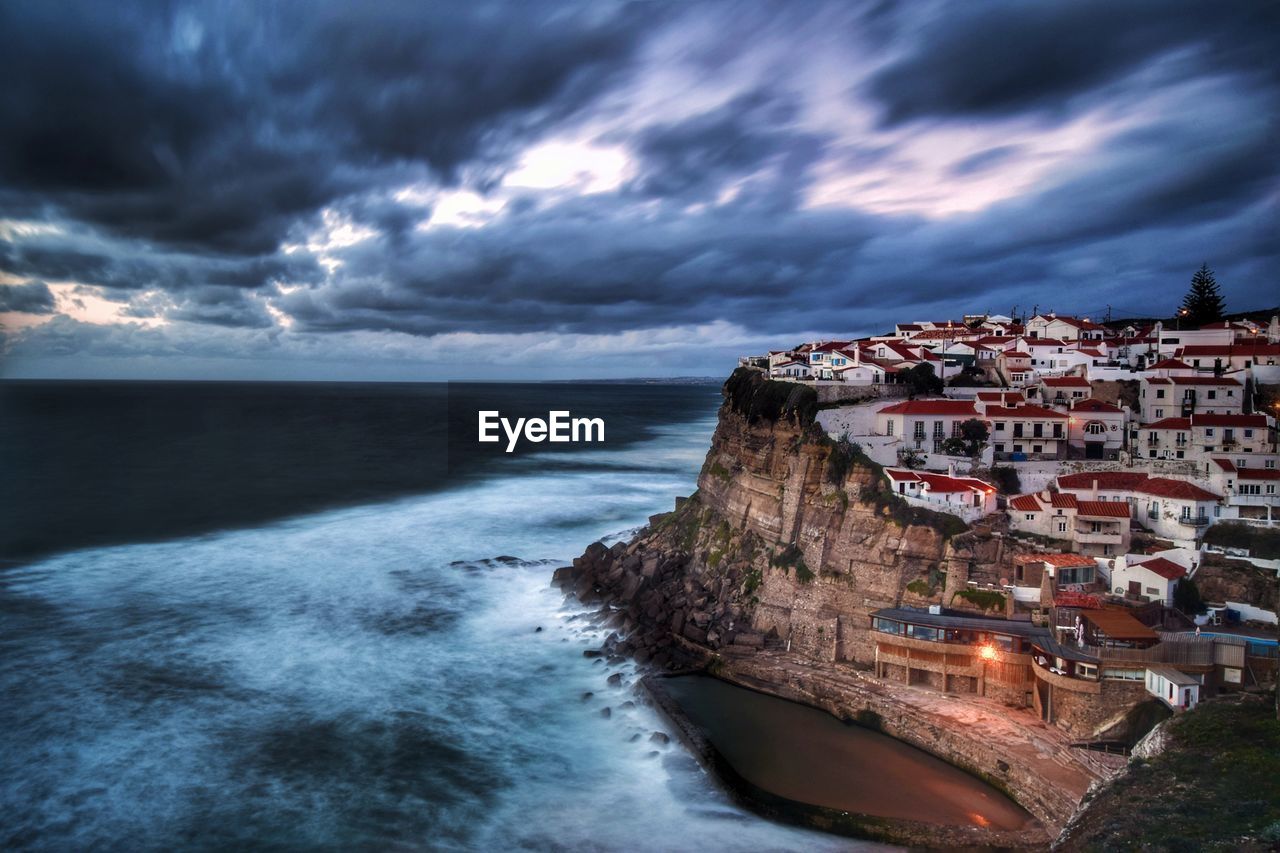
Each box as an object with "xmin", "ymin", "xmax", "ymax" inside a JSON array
[{"xmin": 0, "ymin": 381, "xmax": 869, "ymax": 851}]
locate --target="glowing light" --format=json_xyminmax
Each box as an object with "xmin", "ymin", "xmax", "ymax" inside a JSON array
[{"xmin": 979, "ymin": 644, "xmax": 998, "ymax": 661}]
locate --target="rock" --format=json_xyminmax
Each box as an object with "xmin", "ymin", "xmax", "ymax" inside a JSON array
[
  {"xmin": 551, "ymin": 566, "xmax": 576, "ymax": 587},
  {"xmin": 732, "ymin": 632, "xmax": 764, "ymax": 648},
  {"xmin": 600, "ymin": 707, "xmax": 612, "ymax": 718},
  {"xmin": 670, "ymin": 611, "xmax": 685, "ymax": 636},
  {"xmin": 649, "ymin": 732, "xmax": 670, "ymax": 745},
  {"xmin": 620, "ymin": 701, "xmax": 635, "ymax": 710},
  {"xmin": 606, "ymin": 672, "xmax": 623, "ymax": 686},
  {"xmin": 583, "ymin": 649, "xmax": 604, "ymax": 658},
  {"xmin": 690, "ymin": 610, "xmax": 711, "ymax": 628},
  {"xmin": 534, "ymin": 626, "xmax": 543, "ymax": 633},
  {"xmin": 682, "ymin": 624, "xmax": 708, "ymax": 645},
  {"xmin": 581, "ymin": 692, "xmax": 594, "ymax": 701}
]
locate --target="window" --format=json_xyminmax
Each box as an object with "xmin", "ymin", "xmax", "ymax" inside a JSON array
[
  {"xmin": 1208, "ymin": 390, "xmax": 1217, "ymax": 400},
  {"xmin": 994, "ymin": 443, "xmax": 1004, "ymax": 452},
  {"xmin": 1245, "ymin": 429, "xmax": 1254, "ymax": 438},
  {"xmin": 914, "ymin": 421, "xmax": 925, "ymax": 440},
  {"xmin": 994, "ymin": 421, "xmax": 1006, "ymax": 431},
  {"xmin": 1146, "ymin": 586, "xmax": 1160, "ymax": 595},
  {"xmin": 1156, "ymin": 389, "xmax": 1166, "ymax": 399},
  {"xmin": 1181, "ymin": 505, "xmax": 1191, "ymax": 520},
  {"xmin": 1206, "ymin": 428, "xmax": 1215, "ymax": 437},
  {"xmin": 1025, "ymin": 513, "xmax": 1035, "ymax": 521},
  {"xmin": 1155, "ymin": 409, "xmax": 1164, "ymax": 418},
  {"xmin": 933, "ymin": 421, "xmax": 945, "ymax": 439},
  {"xmin": 1077, "ymin": 663, "xmax": 1098, "ymax": 680},
  {"xmin": 1086, "ymin": 422, "xmax": 1106, "ymax": 435},
  {"xmin": 1057, "ymin": 521, "xmax": 1067, "ymax": 533},
  {"xmin": 886, "ymin": 420, "xmax": 894, "ymax": 436}
]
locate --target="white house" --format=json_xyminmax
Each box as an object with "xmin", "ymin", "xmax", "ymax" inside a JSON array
[
  {"xmin": 1176, "ymin": 342, "xmax": 1280, "ymax": 374},
  {"xmin": 1139, "ymin": 375, "xmax": 1244, "ymax": 422},
  {"xmin": 770, "ymin": 360, "xmax": 812, "ymax": 379},
  {"xmin": 1145, "ymin": 667, "xmax": 1199, "ymax": 711},
  {"xmin": 1039, "ymin": 375, "xmax": 1092, "ymax": 408},
  {"xmin": 1105, "ymin": 555, "xmax": 1187, "ymax": 604},
  {"xmin": 883, "ymin": 467, "xmax": 997, "ymax": 521},
  {"xmin": 1208, "ymin": 462, "xmax": 1280, "ymax": 526},
  {"xmin": 1008, "ymin": 491, "xmax": 1132, "ymax": 556},
  {"xmin": 1138, "ymin": 412, "xmax": 1274, "ymax": 463},
  {"xmin": 983, "ymin": 403, "xmax": 1069, "ymax": 460},
  {"xmin": 1025, "ymin": 314, "xmax": 1108, "ymax": 342},
  {"xmin": 1068, "ymin": 398, "xmax": 1126, "ymax": 459},
  {"xmin": 1056, "ymin": 472, "xmax": 1224, "ymax": 547},
  {"xmin": 874, "ymin": 399, "xmax": 983, "ymax": 452}
]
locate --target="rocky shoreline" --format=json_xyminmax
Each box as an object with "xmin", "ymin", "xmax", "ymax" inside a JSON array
[{"xmin": 550, "ymin": 370, "xmax": 1122, "ymax": 849}]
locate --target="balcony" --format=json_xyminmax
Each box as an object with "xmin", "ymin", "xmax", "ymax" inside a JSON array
[
  {"xmin": 1178, "ymin": 515, "xmax": 1210, "ymax": 528},
  {"xmin": 1074, "ymin": 524, "xmax": 1123, "ymax": 544}
]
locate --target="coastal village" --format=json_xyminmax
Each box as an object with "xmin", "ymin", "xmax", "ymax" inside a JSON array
[
  {"xmin": 559, "ymin": 300, "xmax": 1280, "ymax": 847},
  {"xmin": 735, "ymin": 308, "xmax": 1279, "ymax": 731}
]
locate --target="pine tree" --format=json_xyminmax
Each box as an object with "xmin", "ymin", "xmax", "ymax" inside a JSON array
[{"xmin": 1179, "ymin": 264, "xmax": 1225, "ymax": 327}]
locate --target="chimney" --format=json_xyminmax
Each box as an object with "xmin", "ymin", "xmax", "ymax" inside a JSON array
[
  {"xmin": 1091, "ymin": 478, "xmax": 1099, "ymax": 500},
  {"xmin": 947, "ymin": 462, "xmax": 956, "ymax": 478}
]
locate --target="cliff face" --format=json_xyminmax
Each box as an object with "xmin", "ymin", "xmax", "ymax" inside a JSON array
[{"xmin": 557, "ymin": 370, "xmax": 1025, "ymax": 670}]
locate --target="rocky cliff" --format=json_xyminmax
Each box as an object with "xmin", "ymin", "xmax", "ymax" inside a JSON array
[{"xmin": 556, "ymin": 368, "xmax": 1030, "ymax": 671}]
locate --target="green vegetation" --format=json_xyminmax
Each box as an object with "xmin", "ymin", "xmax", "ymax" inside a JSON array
[
  {"xmin": 940, "ymin": 418, "xmax": 989, "ymax": 457},
  {"xmin": 707, "ymin": 550, "xmax": 723, "ymax": 568},
  {"xmin": 724, "ymin": 367, "xmax": 818, "ymax": 426},
  {"xmin": 1173, "ymin": 575, "xmax": 1206, "ymax": 615},
  {"xmin": 900, "ymin": 363, "xmax": 943, "ymax": 397},
  {"xmin": 1203, "ymin": 522, "xmax": 1280, "ymax": 560},
  {"xmin": 952, "ymin": 588, "xmax": 1006, "ymax": 611},
  {"xmin": 1179, "ymin": 263, "xmax": 1226, "ymax": 327},
  {"xmin": 1061, "ymin": 696, "xmax": 1280, "ymax": 852},
  {"xmin": 856, "ymin": 471, "xmax": 969, "ymax": 540},
  {"xmin": 825, "ymin": 434, "xmax": 858, "ymax": 485},
  {"xmin": 709, "ymin": 461, "xmax": 732, "ymax": 482},
  {"xmin": 771, "ymin": 543, "xmax": 813, "ymax": 582},
  {"xmin": 905, "ymin": 579, "xmax": 931, "ymax": 596},
  {"xmin": 742, "ymin": 567, "xmax": 762, "ymax": 595}
]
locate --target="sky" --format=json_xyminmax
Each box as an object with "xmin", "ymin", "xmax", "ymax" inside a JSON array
[{"xmin": 0, "ymin": 0, "xmax": 1277, "ymax": 380}]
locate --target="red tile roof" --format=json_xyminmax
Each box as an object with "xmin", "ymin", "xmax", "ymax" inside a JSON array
[
  {"xmin": 1213, "ymin": 458, "xmax": 1236, "ymax": 472},
  {"xmin": 1082, "ymin": 609, "xmax": 1158, "ymax": 640},
  {"xmin": 1138, "ymin": 478, "xmax": 1221, "ymax": 501},
  {"xmin": 1147, "ymin": 358, "xmax": 1193, "ymax": 370},
  {"xmin": 1237, "ymin": 468, "xmax": 1280, "ymax": 481},
  {"xmin": 1133, "ymin": 557, "xmax": 1186, "ymax": 581},
  {"xmin": 877, "ymin": 400, "xmax": 980, "ymax": 416},
  {"xmin": 1057, "ymin": 471, "xmax": 1149, "ymax": 491},
  {"xmin": 1072, "ymin": 399, "xmax": 1123, "ymax": 414},
  {"xmin": 1050, "ymin": 492, "xmax": 1078, "ymax": 508},
  {"xmin": 1076, "ymin": 501, "xmax": 1131, "ymax": 518},
  {"xmin": 885, "ymin": 469, "xmax": 994, "ymax": 493},
  {"xmin": 1042, "ymin": 376, "xmax": 1091, "ymax": 387},
  {"xmin": 977, "ymin": 391, "xmax": 1026, "ymax": 404},
  {"xmin": 1169, "ymin": 376, "xmax": 1241, "ymax": 386},
  {"xmin": 1191, "ymin": 413, "xmax": 1268, "ymax": 427},
  {"xmin": 1144, "ymin": 417, "xmax": 1191, "ymax": 431},
  {"xmin": 1009, "ymin": 494, "xmax": 1043, "ymax": 511}
]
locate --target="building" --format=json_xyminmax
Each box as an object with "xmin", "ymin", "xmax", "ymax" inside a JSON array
[
  {"xmin": 1208, "ymin": 463, "xmax": 1280, "ymax": 526},
  {"xmin": 770, "ymin": 360, "xmax": 812, "ymax": 379},
  {"xmin": 1138, "ymin": 413, "xmax": 1274, "ymax": 462},
  {"xmin": 870, "ymin": 608, "xmax": 1042, "ymax": 705},
  {"xmin": 1008, "ymin": 493, "xmax": 1132, "ymax": 556},
  {"xmin": 1139, "ymin": 375, "xmax": 1244, "ymax": 422},
  {"xmin": 1176, "ymin": 343, "xmax": 1280, "ymax": 374},
  {"xmin": 1068, "ymin": 399, "xmax": 1127, "ymax": 459},
  {"xmin": 1039, "ymin": 375, "xmax": 1092, "ymax": 408},
  {"xmin": 874, "ymin": 399, "xmax": 983, "ymax": 452},
  {"xmin": 883, "ymin": 468, "xmax": 997, "ymax": 521},
  {"xmin": 983, "ymin": 404, "xmax": 1069, "ymax": 460},
  {"xmin": 1025, "ymin": 314, "xmax": 1108, "ymax": 342},
  {"xmin": 1056, "ymin": 472, "xmax": 1224, "ymax": 547},
  {"xmin": 1104, "ymin": 555, "xmax": 1187, "ymax": 604}
]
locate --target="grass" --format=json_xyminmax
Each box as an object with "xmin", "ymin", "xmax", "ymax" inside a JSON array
[
  {"xmin": 708, "ymin": 461, "xmax": 732, "ymax": 482},
  {"xmin": 905, "ymin": 579, "xmax": 931, "ymax": 596},
  {"xmin": 952, "ymin": 588, "xmax": 1006, "ymax": 611},
  {"xmin": 1062, "ymin": 695, "xmax": 1280, "ymax": 851}
]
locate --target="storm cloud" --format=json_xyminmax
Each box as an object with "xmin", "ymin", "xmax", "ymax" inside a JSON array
[{"xmin": 1, "ymin": 0, "xmax": 1276, "ymax": 378}]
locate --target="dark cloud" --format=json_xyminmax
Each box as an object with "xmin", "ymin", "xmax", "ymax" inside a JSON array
[
  {"xmin": 0, "ymin": 1, "xmax": 656, "ymax": 258},
  {"xmin": 866, "ymin": 0, "xmax": 1280, "ymax": 125},
  {"xmin": 1, "ymin": 0, "xmax": 1278, "ymax": 375},
  {"xmin": 0, "ymin": 281, "xmax": 56, "ymax": 314}
]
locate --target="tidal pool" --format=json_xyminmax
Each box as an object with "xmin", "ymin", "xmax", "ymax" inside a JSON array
[{"xmin": 661, "ymin": 675, "xmax": 1034, "ymax": 831}]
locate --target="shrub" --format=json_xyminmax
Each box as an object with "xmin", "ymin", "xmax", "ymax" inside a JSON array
[
  {"xmin": 989, "ymin": 466, "xmax": 1021, "ymax": 495},
  {"xmin": 724, "ymin": 367, "xmax": 818, "ymax": 426},
  {"xmin": 953, "ymin": 588, "xmax": 1006, "ymax": 611}
]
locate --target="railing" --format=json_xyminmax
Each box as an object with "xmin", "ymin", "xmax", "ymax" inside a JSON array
[
  {"xmin": 1079, "ymin": 639, "xmax": 1217, "ymax": 667},
  {"xmin": 1178, "ymin": 515, "xmax": 1210, "ymax": 527}
]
